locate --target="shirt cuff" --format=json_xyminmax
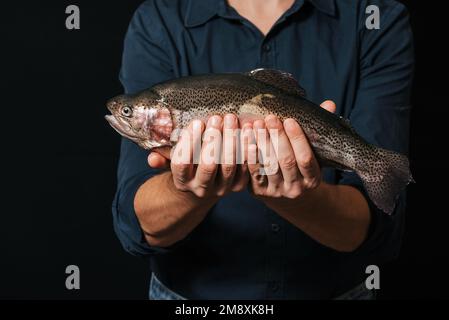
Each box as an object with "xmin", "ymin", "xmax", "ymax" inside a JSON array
[{"xmin": 112, "ymin": 170, "xmax": 173, "ymax": 256}]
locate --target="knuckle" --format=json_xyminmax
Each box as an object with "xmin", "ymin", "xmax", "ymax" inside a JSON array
[
  {"xmin": 266, "ymin": 185, "xmax": 281, "ymax": 198},
  {"xmin": 289, "ymin": 130, "xmax": 306, "ymax": 142},
  {"xmin": 171, "ymin": 163, "xmax": 190, "ymax": 173},
  {"xmin": 249, "ymin": 165, "xmax": 258, "ymax": 176},
  {"xmin": 284, "ymin": 192, "xmax": 297, "ymax": 199},
  {"xmin": 253, "ymin": 175, "xmax": 266, "ymax": 187},
  {"xmin": 173, "ymin": 174, "xmax": 189, "ymax": 187},
  {"xmin": 298, "ymin": 155, "xmax": 314, "ymax": 170},
  {"xmin": 200, "ymin": 164, "xmax": 217, "ymax": 177},
  {"xmin": 305, "ymin": 178, "xmax": 320, "ymax": 190},
  {"xmin": 173, "ymin": 180, "xmax": 188, "ymax": 191},
  {"xmin": 272, "ymin": 192, "xmax": 283, "ymax": 199},
  {"xmin": 173, "ymin": 178, "xmax": 184, "ymax": 188},
  {"xmin": 193, "ymin": 187, "xmax": 207, "ymax": 198},
  {"xmin": 250, "ymin": 168, "xmax": 261, "ymax": 179},
  {"xmin": 221, "ymin": 164, "xmax": 235, "ymax": 177},
  {"xmin": 285, "ymin": 184, "xmax": 302, "ymax": 199},
  {"xmin": 279, "ymin": 155, "xmax": 298, "ymax": 170},
  {"xmin": 215, "ymin": 188, "xmax": 227, "ymax": 197}
]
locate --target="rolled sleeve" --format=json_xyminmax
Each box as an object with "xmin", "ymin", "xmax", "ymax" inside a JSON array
[
  {"xmin": 338, "ymin": 1, "xmax": 414, "ymax": 259},
  {"xmin": 112, "ymin": 1, "xmax": 174, "ymax": 256}
]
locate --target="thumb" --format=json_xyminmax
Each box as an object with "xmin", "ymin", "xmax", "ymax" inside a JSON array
[
  {"xmin": 148, "ymin": 149, "xmax": 170, "ymax": 168},
  {"xmin": 154, "ymin": 146, "xmax": 172, "ymax": 159},
  {"xmin": 320, "ymin": 100, "xmax": 337, "ymax": 113}
]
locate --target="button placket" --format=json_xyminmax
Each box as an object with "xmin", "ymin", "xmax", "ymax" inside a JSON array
[
  {"xmin": 265, "ymin": 209, "xmax": 285, "ymax": 299},
  {"xmin": 260, "ymin": 38, "xmax": 275, "ymax": 68}
]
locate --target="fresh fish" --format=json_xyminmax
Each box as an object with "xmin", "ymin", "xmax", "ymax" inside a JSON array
[{"xmin": 105, "ymin": 69, "xmax": 413, "ymax": 214}]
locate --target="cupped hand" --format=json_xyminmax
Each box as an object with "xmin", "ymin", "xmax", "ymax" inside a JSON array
[
  {"xmin": 147, "ymin": 100, "xmax": 336, "ymax": 200},
  {"xmin": 166, "ymin": 114, "xmax": 249, "ymax": 198},
  {"xmin": 247, "ymin": 100, "xmax": 336, "ymax": 202}
]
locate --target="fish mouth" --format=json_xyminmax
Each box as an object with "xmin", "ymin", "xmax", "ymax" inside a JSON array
[{"xmin": 105, "ymin": 114, "xmax": 140, "ymax": 140}]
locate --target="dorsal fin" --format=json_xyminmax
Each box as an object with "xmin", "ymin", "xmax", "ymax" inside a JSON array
[{"xmin": 246, "ymin": 68, "xmax": 307, "ymax": 97}]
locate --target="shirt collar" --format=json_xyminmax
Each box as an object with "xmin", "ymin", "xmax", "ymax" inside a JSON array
[
  {"xmin": 184, "ymin": 0, "xmax": 336, "ymax": 28},
  {"xmin": 308, "ymin": 0, "xmax": 336, "ymax": 16},
  {"xmin": 184, "ymin": 0, "xmax": 220, "ymax": 27}
]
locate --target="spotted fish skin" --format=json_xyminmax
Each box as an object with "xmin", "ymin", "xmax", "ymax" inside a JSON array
[{"xmin": 106, "ymin": 69, "xmax": 413, "ymax": 214}]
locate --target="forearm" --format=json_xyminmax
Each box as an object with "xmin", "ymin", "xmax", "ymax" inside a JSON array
[
  {"xmin": 134, "ymin": 171, "xmax": 218, "ymax": 247},
  {"xmin": 263, "ymin": 182, "xmax": 371, "ymax": 252}
]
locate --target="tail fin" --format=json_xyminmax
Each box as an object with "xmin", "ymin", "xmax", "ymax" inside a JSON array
[{"xmin": 358, "ymin": 148, "xmax": 414, "ymax": 215}]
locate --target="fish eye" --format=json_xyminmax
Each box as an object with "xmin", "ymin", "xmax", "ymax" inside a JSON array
[{"xmin": 121, "ymin": 106, "xmax": 133, "ymax": 117}]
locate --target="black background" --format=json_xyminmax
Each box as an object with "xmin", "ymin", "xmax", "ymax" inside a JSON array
[{"xmin": 1, "ymin": 0, "xmax": 448, "ymax": 299}]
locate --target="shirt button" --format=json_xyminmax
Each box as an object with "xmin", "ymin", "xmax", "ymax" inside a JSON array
[
  {"xmin": 263, "ymin": 44, "xmax": 271, "ymax": 52},
  {"xmin": 270, "ymin": 282, "xmax": 279, "ymax": 292},
  {"xmin": 271, "ymin": 223, "xmax": 280, "ymax": 233}
]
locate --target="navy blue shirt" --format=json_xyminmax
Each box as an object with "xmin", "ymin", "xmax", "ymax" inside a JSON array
[{"xmin": 112, "ymin": 0, "xmax": 413, "ymax": 299}]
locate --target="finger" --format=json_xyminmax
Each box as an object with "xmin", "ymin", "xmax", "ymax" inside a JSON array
[
  {"xmin": 320, "ymin": 100, "xmax": 336, "ymax": 113},
  {"xmin": 153, "ymin": 146, "xmax": 172, "ymax": 160},
  {"xmin": 171, "ymin": 121, "xmax": 200, "ymax": 187},
  {"xmin": 216, "ymin": 114, "xmax": 238, "ymax": 194},
  {"xmin": 265, "ymin": 115, "xmax": 300, "ymax": 185},
  {"xmin": 247, "ymin": 143, "xmax": 267, "ymax": 191},
  {"xmin": 283, "ymin": 118, "xmax": 320, "ymax": 186},
  {"xmin": 254, "ymin": 119, "xmax": 281, "ymax": 186},
  {"xmin": 231, "ymin": 122, "xmax": 251, "ymax": 192},
  {"xmin": 194, "ymin": 115, "xmax": 222, "ymax": 192},
  {"xmin": 246, "ymin": 121, "xmax": 264, "ymax": 186},
  {"xmin": 248, "ymin": 120, "xmax": 271, "ymax": 193},
  {"xmin": 148, "ymin": 152, "xmax": 169, "ymax": 168}
]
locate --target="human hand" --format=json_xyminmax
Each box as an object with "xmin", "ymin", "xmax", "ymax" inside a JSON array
[
  {"xmin": 247, "ymin": 100, "xmax": 336, "ymax": 203},
  {"xmin": 166, "ymin": 114, "xmax": 249, "ymax": 198}
]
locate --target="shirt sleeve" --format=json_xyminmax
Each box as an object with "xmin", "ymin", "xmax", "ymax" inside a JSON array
[
  {"xmin": 112, "ymin": 2, "xmax": 174, "ymax": 256},
  {"xmin": 338, "ymin": 1, "xmax": 414, "ymax": 260}
]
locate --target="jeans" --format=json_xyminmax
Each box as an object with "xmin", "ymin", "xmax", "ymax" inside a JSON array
[{"xmin": 149, "ymin": 272, "xmax": 375, "ymax": 300}]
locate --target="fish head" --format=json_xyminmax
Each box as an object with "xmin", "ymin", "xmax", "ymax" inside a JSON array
[{"xmin": 105, "ymin": 92, "xmax": 173, "ymax": 150}]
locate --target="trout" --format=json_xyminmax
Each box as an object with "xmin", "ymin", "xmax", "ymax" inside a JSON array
[{"xmin": 105, "ymin": 69, "xmax": 413, "ymax": 214}]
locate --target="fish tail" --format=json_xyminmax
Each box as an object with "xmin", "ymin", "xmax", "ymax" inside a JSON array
[{"xmin": 357, "ymin": 147, "xmax": 414, "ymax": 215}]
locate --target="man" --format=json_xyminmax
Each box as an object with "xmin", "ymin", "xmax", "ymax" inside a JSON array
[{"xmin": 112, "ymin": 0, "xmax": 413, "ymax": 299}]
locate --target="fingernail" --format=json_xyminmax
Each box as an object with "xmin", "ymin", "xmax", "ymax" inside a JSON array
[
  {"xmin": 253, "ymin": 120, "xmax": 264, "ymax": 129},
  {"xmin": 209, "ymin": 115, "xmax": 222, "ymax": 127},
  {"xmin": 284, "ymin": 119, "xmax": 297, "ymax": 130},
  {"xmin": 224, "ymin": 114, "xmax": 235, "ymax": 128},
  {"xmin": 265, "ymin": 115, "xmax": 278, "ymax": 127}
]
